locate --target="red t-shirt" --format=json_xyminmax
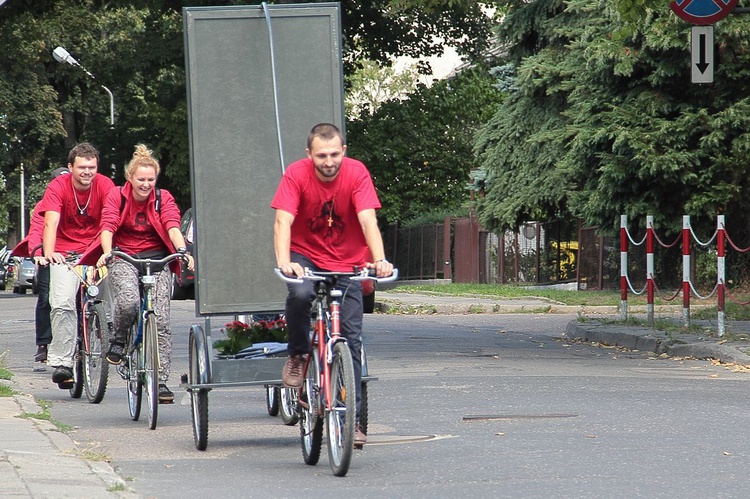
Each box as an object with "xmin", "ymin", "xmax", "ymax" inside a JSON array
[
  {"xmin": 271, "ymin": 157, "xmax": 381, "ymax": 271},
  {"xmin": 38, "ymin": 173, "xmax": 116, "ymax": 255},
  {"xmin": 113, "ymin": 198, "xmax": 164, "ymax": 254}
]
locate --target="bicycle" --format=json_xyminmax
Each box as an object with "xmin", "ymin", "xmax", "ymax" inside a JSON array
[
  {"xmin": 59, "ymin": 256, "xmax": 113, "ymax": 403},
  {"xmin": 109, "ymin": 250, "xmax": 187, "ymax": 430},
  {"xmin": 275, "ymin": 266, "xmax": 397, "ymax": 476}
]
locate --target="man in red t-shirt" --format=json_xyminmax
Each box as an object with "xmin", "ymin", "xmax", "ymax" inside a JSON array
[
  {"xmin": 272, "ymin": 123, "xmax": 394, "ymax": 447},
  {"xmin": 11, "ymin": 167, "xmax": 70, "ymax": 363},
  {"xmin": 39, "ymin": 143, "xmax": 115, "ymax": 388}
]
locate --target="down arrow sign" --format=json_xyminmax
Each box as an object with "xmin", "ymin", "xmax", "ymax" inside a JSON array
[
  {"xmin": 691, "ymin": 26, "xmax": 714, "ymax": 84},
  {"xmin": 696, "ymin": 33, "xmax": 709, "ymax": 74}
]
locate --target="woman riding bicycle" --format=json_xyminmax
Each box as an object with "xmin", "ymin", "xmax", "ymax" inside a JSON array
[{"xmin": 81, "ymin": 144, "xmax": 194, "ymax": 403}]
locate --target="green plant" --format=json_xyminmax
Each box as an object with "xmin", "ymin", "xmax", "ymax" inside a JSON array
[
  {"xmin": 18, "ymin": 399, "xmax": 73, "ymax": 432},
  {"xmin": 213, "ymin": 318, "xmax": 288, "ymax": 356}
]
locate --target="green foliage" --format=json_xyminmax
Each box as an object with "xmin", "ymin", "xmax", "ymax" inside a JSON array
[
  {"xmin": 401, "ymin": 206, "xmax": 470, "ymax": 228},
  {"xmin": 474, "ymin": 0, "xmax": 750, "ymax": 242},
  {"xmin": 345, "ymin": 59, "xmax": 421, "ymax": 118},
  {"xmin": 347, "ymin": 66, "xmax": 504, "ymax": 224},
  {"xmin": 0, "ymin": 0, "xmax": 495, "ymax": 246}
]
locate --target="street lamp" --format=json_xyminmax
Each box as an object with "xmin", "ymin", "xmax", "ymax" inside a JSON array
[{"xmin": 53, "ymin": 46, "xmax": 116, "ymax": 178}]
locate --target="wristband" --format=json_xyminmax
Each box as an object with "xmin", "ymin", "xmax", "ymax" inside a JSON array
[
  {"xmin": 375, "ymin": 259, "xmax": 389, "ymax": 264},
  {"xmin": 177, "ymin": 246, "xmax": 187, "ymax": 253}
]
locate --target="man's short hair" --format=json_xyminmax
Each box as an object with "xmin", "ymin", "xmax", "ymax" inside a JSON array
[
  {"xmin": 307, "ymin": 123, "xmax": 344, "ymax": 150},
  {"xmin": 67, "ymin": 142, "xmax": 100, "ymax": 167}
]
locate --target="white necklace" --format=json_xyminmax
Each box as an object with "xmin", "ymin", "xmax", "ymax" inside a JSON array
[{"xmin": 72, "ymin": 182, "xmax": 92, "ymax": 215}]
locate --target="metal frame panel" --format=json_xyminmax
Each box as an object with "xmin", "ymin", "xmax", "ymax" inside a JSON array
[{"xmin": 183, "ymin": 3, "xmax": 344, "ymax": 315}]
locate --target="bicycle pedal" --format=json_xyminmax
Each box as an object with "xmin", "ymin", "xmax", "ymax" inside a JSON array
[
  {"xmin": 57, "ymin": 381, "xmax": 74, "ymax": 389},
  {"xmin": 115, "ymin": 364, "xmax": 129, "ymax": 380}
]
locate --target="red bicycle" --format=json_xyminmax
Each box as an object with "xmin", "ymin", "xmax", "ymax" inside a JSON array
[{"xmin": 275, "ymin": 266, "xmax": 397, "ymax": 476}]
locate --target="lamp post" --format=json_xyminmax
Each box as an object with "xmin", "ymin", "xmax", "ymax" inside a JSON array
[{"xmin": 53, "ymin": 46, "xmax": 116, "ymax": 178}]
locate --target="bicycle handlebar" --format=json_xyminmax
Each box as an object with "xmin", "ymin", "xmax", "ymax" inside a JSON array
[
  {"xmin": 109, "ymin": 250, "xmax": 187, "ymax": 272},
  {"xmin": 274, "ymin": 267, "xmax": 398, "ymax": 284}
]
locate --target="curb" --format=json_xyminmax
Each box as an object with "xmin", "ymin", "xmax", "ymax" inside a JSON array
[{"xmin": 563, "ymin": 321, "xmax": 750, "ymax": 366}]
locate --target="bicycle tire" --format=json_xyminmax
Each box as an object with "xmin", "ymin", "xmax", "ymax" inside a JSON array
[
  {"xmin": 359, "ymin": 381, "xmax": 369, "ymax": 435},
  {"xmin": 142, "ymin": 314, "xmax": 159, "ymax": 429},
  {"xmin": 189, "ymin": 330, "xmax": 209, "ymax": 451},
  {"xmin": 279, "ymin": 387, "xmax": 299, "ymax": 426},
  {"xmin": 300, "ymin": 349, "xmax": 323, "ymax": 465},
  {"xmin": 83, "ymin": 302, "xmax": 111, "ymax": 403},
  {"xmin": 127, "ymin": 346, "xmax": 143, "ymax": 421},
  {"xmin": 326, "ymin": 341, "xmax": 356, "ymax": 476},
  {"xmin": 69, "ymin": 347, "xmax": 84, "ymax": 399},
  {"xmin": 266, "ymin": 386, "xmax": 280, "ymax": 416}
]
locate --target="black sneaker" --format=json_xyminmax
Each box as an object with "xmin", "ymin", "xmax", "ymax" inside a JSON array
[
  {"xmin": 51, "ymin": 365, "xmax": 73, "ymax": 384},
  {"xmin": 106, "ymin": 342, "xmax": 125, "ymax": 365},
  {"xmin": 159, "ymin": 384, "xmax": 174, "ymax": 404},
  {"xmin": 34, "ymin": 344, "xmax": 48, "ymax": 363}
]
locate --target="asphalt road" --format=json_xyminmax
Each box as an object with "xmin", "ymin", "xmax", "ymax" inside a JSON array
[{"xmin": 2, "ymin": 292, "xmax": 750, "ymax": 498}]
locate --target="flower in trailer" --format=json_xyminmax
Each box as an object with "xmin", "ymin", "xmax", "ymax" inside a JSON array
[{"xmin": 212, "ymin": 318, "xmax": 288, "ymax": 355}]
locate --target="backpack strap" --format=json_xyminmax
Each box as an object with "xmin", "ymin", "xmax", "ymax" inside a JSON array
[{"xmin": 120, "ymin": 186, "xmax": 161, "ymax": 213}]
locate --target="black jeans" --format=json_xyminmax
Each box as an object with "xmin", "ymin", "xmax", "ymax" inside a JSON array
[
  {"xmin": 285, "ymin": 252, "xmax": 364, "ymax": 420},
  {"xmin": 35, "ymin": 264, "xmax": 52, "ymax": 346}
]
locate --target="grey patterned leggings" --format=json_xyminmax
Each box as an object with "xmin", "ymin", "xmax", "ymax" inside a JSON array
[{"xmin": 109, "ymin": 258, "xmax": 173, "ymax": 383}]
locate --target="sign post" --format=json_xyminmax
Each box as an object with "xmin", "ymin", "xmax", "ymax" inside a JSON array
[{"xmin": 691, "ymin": 26, "xmax": 714, "ymax": 84}]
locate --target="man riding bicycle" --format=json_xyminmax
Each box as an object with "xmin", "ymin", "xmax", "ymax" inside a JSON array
[{"xmin": 272, "ymin": 123, "xmax": 393, "ymax": 448}]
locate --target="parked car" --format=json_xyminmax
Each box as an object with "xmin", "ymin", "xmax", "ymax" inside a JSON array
[
  {"xmin": 172, "ymin": 208, "xmax": 195, "ymax": 300},
  {"xmin": 0, "ymin": 263, "xmax": 7, "ymax": 291},
  {"xmin": 12, "ymin": 257, "xmax": 36, "ymax": 294}
]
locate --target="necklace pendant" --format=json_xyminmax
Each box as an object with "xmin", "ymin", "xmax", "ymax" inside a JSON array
[{"xmin": 328, "ymin": 216, "xmax": 333, "ymax": 227}]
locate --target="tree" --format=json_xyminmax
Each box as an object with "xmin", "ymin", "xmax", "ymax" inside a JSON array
[
  {"xmin": 347, "ymin": 65, "xmax": 504, "ymax": 225},
  {"xmin": 345, "ymin": 59, "xmax": 421, "ymax": 118},
  {"xmin": 0, "ymin": 0, "xmax": 494, "ymax": 246},
  {"xmin": 474, "ymin": 0, "xmax": 750, "ymax": 244}
]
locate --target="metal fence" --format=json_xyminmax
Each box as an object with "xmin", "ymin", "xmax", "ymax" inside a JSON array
[{"xmin": 384, "ymin": 218, "xmax": 620, "ymax": 289}]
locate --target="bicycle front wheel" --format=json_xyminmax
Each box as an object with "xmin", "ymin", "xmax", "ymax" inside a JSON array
[
  {"xmin": 326, "ymin": 341, "xmax": 356, "ymax": 476},
  {"xmin": 83, "ymin": 302, "xmax": 111, "ymax": 403},
  {"xmin": 143, "ymin": 314, "xmax": 159, "ymax": 430},
  {"xmin": 300, "ymin": 349, "xmax": 323, "ymax": 466},
  {"xmin": 69, "ymin": 343, "xmax": 84, "ymax": 399}
]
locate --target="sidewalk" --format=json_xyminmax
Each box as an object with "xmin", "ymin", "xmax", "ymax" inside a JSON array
[{"xmin": 0, "ymin": 381, "xmax": 138, "ymax": 498}]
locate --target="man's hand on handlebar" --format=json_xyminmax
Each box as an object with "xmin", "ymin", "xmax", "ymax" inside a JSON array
[
  {"xmin": 278, "ymin": 261, "xmax": 305, "ymax": 278},
  {"xmin": 366, "ymin": 259, "xmax": 394, "ymax": 278},
  {"xmin": 45, "ymin": 251, "xmax": 67, "ymax": 265}
]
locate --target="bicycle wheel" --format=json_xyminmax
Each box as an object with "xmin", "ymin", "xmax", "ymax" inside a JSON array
[
  {"xmin": 266, "ymin": 386, "xmax": 280, "ymax": 416},
  {"xmin": 143, "ymin": 314, "xmax": 159, "ymax": 430},
  {"xmin": 83, "ymin": 303, "xmax": 111, "ymax": 403},
  {"xmin": 326, "ymin": 341, "xmax": 356, "ymax": 476},
  {"xmin": 69, "ymin": 343, "xmax": 84, "ymax": 399},
  {"xmin": 359, "ymin": 381, "xmax": 369, "ymax": 435},
  {"xmin": 189, "ymin": 329, "xmax": 209, "ymax": 451},
  {"xmin": 300, "ymin": 349, "xmax": 323, "ymax": 465},
  {"xmin": 127, "ymin": 343, "xmax": 143, "ymax": 421},
  {"xmin": 279, "ymin": 387, "xmax": 299, "ymax": 426}
]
